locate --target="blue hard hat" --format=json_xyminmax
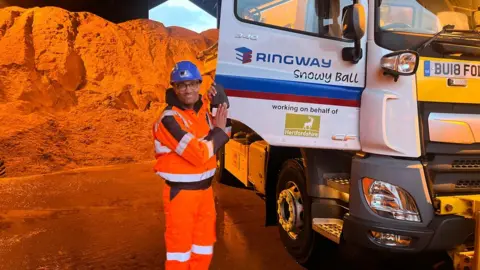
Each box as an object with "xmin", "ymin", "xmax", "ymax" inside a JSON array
[{"xmin": 170, "ymin": 61, "xmax": 202, "ymax": 84}]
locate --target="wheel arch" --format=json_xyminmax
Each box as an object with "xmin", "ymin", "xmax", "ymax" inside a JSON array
[
  {"xmin": 300, "ymin": 148, "xmax": 353, "ymax": 197},
  {"xmin": 263, "ymin": 148, "xmax": 354, "ymax": 226}
]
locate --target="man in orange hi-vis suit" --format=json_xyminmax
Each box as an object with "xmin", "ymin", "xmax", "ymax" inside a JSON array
[{"xmin": 153, "ymin": 60, "xmax": 231, "ymax": 270}]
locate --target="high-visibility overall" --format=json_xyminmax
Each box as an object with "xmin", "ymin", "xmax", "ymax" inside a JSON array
[{"xmin": 153, "ymin": 88, "xmax": 231, "ymax": 270}]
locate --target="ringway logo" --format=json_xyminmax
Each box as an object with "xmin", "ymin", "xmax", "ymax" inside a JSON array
[
  {"xmin": 284, "ymin": 113, "xmax": 320, "ymax": 138},
  {"xmin": 235, "ymin": 47, "xmax": 253, "ymax": 64},
  {"xmin": 234, "ymin": 47, "xmax": 331, "ymax": 68}
]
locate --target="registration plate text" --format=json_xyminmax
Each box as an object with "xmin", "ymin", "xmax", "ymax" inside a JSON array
[{"xmin": 424, "ymin": 60, "xmax": 480, "ymax": 78}]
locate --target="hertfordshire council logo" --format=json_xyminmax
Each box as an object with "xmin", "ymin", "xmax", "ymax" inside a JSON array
[
  {"xmin": 284, "ymin": 113, "xmax": 320, "ymax": 138},
  {"xmin": 235, "ymin": 47, "xmax": 252, "ymax": 64}
]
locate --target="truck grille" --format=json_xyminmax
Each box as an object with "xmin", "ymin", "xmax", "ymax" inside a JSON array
[
  {"xmin": 452, "ymin": 160, "xmax": 480, "ymax": 169},
  {"xmin": 427, "ymin": 156, "xmax": 480, "ymax": 194},
  {"xmin": 428, "ymin": 158, "xmax": 480, "ymax": 172},
  {"xmin": 419, "ymin": 102, "xmax": 480, "ymax": 194},
  {"xmin": 456, "ymin": 179, "xmax": 480, "ymax": 189}
]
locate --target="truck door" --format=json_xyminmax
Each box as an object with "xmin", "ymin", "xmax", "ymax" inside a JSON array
[{"xmin": 215, "ymin": 0, "xmax": 368, "ymax": 150}]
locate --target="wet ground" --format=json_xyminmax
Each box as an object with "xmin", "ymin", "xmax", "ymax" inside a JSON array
[
  {"xmin": 0, "ymin": 161, "xmax": 304, "ymax": 270},
  {"xmin": 0, "ymin": 161, "xmax": 454, "ymax": 270}
]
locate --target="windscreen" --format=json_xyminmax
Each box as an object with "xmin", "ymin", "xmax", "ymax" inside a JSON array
[
  {"xmin": 235, "ymin": 0, "xmax": 353, "ymax": 40},
  {"xmin": 378, "ymin": 0, "xmax": 480, "ymax": 34}
]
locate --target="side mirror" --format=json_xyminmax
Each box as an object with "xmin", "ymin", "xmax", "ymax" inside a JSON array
[
  {"xmin": 380, "ymin": 50, "xmax": 420, "ymax": 82},
  {"xmin": 341, "ymin": 3, "xmax": 366, "ymax": 64},
  {"xmin": 342, "ymin": 3, "xmax": 366, "ymax": 40}
]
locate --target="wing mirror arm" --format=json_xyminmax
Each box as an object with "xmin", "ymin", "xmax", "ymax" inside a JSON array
[{"xmin": 342, "ymin": 39, "xmax": 363, "ymax": 64}]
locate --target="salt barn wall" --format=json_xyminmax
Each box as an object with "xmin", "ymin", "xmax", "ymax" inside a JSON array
[{"xmin": 0, "ymin": 6, "xmax": 219, "ymax": 177}]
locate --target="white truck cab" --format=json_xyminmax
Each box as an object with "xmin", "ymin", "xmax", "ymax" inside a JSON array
[{"xmin": 207, "ymin": 0, "xmax": 480, "ymax": 268}]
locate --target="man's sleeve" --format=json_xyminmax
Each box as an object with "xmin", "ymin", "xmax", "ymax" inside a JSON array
[
  {"xmin": 154, "ymin": 110, "xmax": 229, "ymax": 167},
  {"xmin": 225, "ymin": 118, "xmax": 232, "ymax": 138}
]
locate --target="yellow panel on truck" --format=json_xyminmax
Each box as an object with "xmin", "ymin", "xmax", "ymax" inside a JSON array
[
  {"xmin": 224, "ymin": 139, "xmax": 250, "ymax": 186},
  {"xmin": 417, "ymin": 57, "xmax": 480, "ymax": 104},
  {"xmin": 248, "ymin": 140, "xmax": 270, "ymax": 195}
]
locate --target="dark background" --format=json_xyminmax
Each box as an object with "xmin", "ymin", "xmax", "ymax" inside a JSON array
[{"xmin": 0, "ymin": 0, "xmax": 219, "ymax": 23}]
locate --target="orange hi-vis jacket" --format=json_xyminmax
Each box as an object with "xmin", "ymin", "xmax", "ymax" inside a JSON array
[{"xmin": 153, "ymin": 88, "xmax": 231, "ymax": 188}]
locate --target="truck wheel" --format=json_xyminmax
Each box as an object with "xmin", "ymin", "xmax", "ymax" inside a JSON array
[
  {"xmin": 276, "ymin": 158, "xmax": 337, "ymax": 268},
  {"xmin": 0, "ymin": 160, "xmax": 5, "ymax": 178}
]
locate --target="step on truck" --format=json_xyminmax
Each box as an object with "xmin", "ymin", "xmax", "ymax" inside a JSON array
[{"xmin": 208, "ymin": 0, "xmax": 480, "ymax": 268}]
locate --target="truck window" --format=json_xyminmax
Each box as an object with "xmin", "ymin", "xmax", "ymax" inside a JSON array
[
  {"xmin": 375, "ymin": 0, "xmax": 480, "ymax": 54},
  {"xmin": 379, "ymin": 5, "xmax": 415, "ymax": 28},
  {"xmin": 235, "ymin": 0, "xmax": 354, "ymax": 41},
  {"xmin": 379, "ymin": 3, "xmax": 440, "ymax": 34},
  {"xmin": 378, "ymin": 0, "xmax": 479, "ymax": 34}
]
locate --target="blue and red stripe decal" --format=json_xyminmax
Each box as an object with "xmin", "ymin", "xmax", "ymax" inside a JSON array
[{"xmin": 215, "ymin": 74, "xmax": 363, "ymax": 107}]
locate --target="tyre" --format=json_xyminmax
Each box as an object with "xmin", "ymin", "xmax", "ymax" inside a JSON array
[
  {"xmin": 276, "ymin": 158, "xmax": 338, "ymax": 268},
  {"xmin": 0, "ymin": 160, "xmax": 5, "ymax": 178}
]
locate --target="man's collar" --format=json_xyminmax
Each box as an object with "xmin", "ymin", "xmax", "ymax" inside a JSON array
[{"xmin": 165, "ymin": 88, "xmax": 203, "ymax": 112}]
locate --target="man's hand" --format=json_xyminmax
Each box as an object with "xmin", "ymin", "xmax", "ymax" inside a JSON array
[
  {"xmin": 214, "ymin": 103, "xmax": 228, "ymax": 131},
  {"xmin": 207, "ymin": 83, "xmax": 217, "ymax": 102}
]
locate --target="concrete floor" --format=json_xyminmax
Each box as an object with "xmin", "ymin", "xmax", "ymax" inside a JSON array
[{"xmin": 0, "ymin": 161, "xmax": 304, "ymax": 270}]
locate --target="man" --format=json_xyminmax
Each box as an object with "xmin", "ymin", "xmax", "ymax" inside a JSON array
[{"xmin": 152, "ymin": 60, "xmax": 230, "ymax": 270}]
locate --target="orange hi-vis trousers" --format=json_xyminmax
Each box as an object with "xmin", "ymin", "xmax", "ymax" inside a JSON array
[{"xmin": 163, "ymin": 183, "xmax": 216, "ymax": 270}]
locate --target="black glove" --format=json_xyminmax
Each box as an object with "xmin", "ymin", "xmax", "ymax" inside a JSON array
[{"xmin": 211, "ymin": 83, "xmax": 230, "ymax": 109}]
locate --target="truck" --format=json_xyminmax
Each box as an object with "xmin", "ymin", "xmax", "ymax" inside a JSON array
[{"xmin": 202, "ymin": 0, "xmax": 480, "ymax": 268}]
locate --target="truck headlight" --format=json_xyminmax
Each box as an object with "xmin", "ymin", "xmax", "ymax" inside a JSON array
[
  {"xmin": 362, "ymin": 177, "xmax": 421, "ymax": 222},
  {"xmin": 380, "ymin": 50, "xmax": 419, "ymax": 81}
]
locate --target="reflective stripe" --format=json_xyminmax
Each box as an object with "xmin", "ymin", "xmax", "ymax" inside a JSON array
[
  {"xmin": 166, "ymin": 250, "xmax": 191, "ymax": 262},
  {"xmin": 154, "ymin": 110, "xmax": 179, "ymax": 133},
  {"xmin": 162, "ymin": 110, "xmax": 178, "ymax": 117},
  {"xmin": 155, "ymin": 140, "xmax": 171, "ymax": 154},
  {"xmin": 203, "ymin": 140, "xmax": 214, "ymax": 158},
  {"xmin": 192, "ymin": 244, "xmax": 213, "ymax": 255},
  {"xmin": 154, "ymin": 120, "xmax": 160, "ymax": 133},
  {"xmin": 176, "ymin": 133, "xmax": 194, "ymax": 155},
  {"xmin": 157, "ymin": 168, "xmax": 216, "ymax": 182},
  {"xmin": 160, "ymin": 110, "xmax": 190, "ymax": 129}
]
